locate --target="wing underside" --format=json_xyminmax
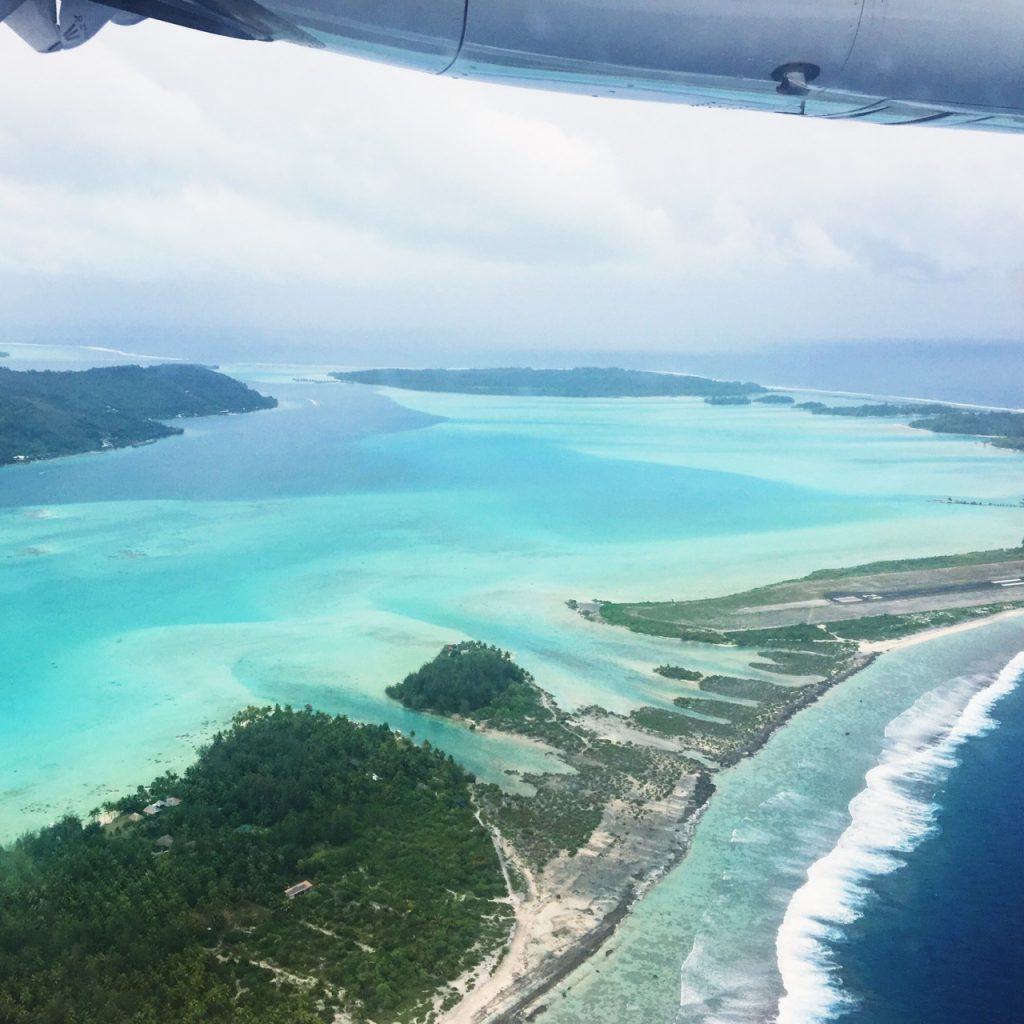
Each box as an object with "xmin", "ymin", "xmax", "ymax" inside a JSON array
[{"xmin": 4, "ymin": 0, "xmax": 1024, "ymax": 134}]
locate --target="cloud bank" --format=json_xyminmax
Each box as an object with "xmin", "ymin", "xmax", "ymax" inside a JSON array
[{"xmin": 1, "ymin": 20, "xmax": 1023, "ymax": 356}]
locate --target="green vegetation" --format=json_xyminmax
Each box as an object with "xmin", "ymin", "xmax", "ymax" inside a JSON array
[
  {"xmin": 699, "ymin": 674, "xmax": 796, "ymax": 701},
  {"xmin": 991, "ymin": 436, "xmax": 1024, "ymax": 452},
  {"xmin": 721, "ymin": 624, "xmax": 831, "ymax": 645},
  {"xmin": 794, "ymin": 400, "xmax": 1024, "ymax": 453},
  {"xmin": 476, "ymin": 733, "xmax": 697, "ymax": 868},
  {"xmin": 386, "ymin": 641, "xmax": 537, "ymax": 717},
  {"xmin": 631, "ymin": 706, "xmax": 733, "ymax": 740},
  {"xmin": 802, "ymin": 547, "xmax": 1024, "ymax": 579},
  {"xmin": 598, "ymin": 602, "xmax": 727, "ymax": 643},
  {"xmin": 653, "ymin": 665, "xmax": 703, "ymax": 682},
  {"xmin": 805, "ymin": 401, "xmax": 949, "ymax": 418},
  {"xmin": 825, "ymin": 601, "xmax": 1024, "ymax": 642},
  {"xmin": 704, "ymin": 395, "xmax": 752, "ymax": 406},
  {"xmin": 748, "ymin": 649, "xmax": 845, "ymax": 676},
  {"xmin": 909, "ymin": 408, "xmax": 1024, "ymax": 443},
  {"xmin": 0, "ymin": 364, "xmax": 276, "ymax": 466},
  {"xmin": 629, "ymin": 667, "xmax": 837, "ymax": 764},
  {"xmin": 330, "ymin": 367, "xmax": 764, "ymax": 398},
  {"xmin": 754, "ymin": 394, "xmax": 795, "ymax": 405},
  {"xmin": 586, "ymin": 548, "xmax": 1024, "ymax": 760},
  {"xmin": 386, "ymin": 644, "xmax": 702, "ymax": 870},
  {"xmin": 593, "ymin": 546, "xmax": 1024, "ymax": 643},
  {"xmin": 0, "ymin": 707, "xmax": 508, "ymax": 1024}
]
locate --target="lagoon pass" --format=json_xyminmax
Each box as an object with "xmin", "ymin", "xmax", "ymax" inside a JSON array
[{"xmin": 3, "ymin": 344, "xmax": 1024, "ymax": 1023}]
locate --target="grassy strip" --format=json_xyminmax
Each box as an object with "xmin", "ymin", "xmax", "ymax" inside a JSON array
[
  {"xmin": 721, "ymin": 624, "xmax": 834, "ymax": 645},
  {"xmin": 598, "ymin": 603, "xmax": 727, "ymax": 642},
  {"xmin": 749, "ymin": 648, "xmax": 849, "ymax": 677},
  {"xmin": 826, "ymin": 602, "xmax": 1024, "ymax": 641},
  {"xmin": 699, "ymin": 675, "xmax": 798, "ymax": 701},
  {"xmin": 803, "ymin": 547, "xmax": 1024, "ymax": 579},
  {"xmin": 594, "ymin": 547, "xmax": 1024, "ymax": 643}
]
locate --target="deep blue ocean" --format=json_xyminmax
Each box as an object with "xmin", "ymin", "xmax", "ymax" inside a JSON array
[{"xmin": 837, "ymin": 668, "xmax": 1024, "ymax": 1024}]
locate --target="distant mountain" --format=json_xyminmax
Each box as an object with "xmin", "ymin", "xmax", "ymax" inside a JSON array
[
  {"xmin": 0, "ymin": 364, "xmax": 276, "ymax": 466},
  {"xmin": 331, "ymin": 366, "xmax": 764, "ymax": 398}
]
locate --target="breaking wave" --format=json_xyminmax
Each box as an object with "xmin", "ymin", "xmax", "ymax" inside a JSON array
[{"xmin": 774, "ymin": 651, "xmax": 1024, "ymax": 1024}]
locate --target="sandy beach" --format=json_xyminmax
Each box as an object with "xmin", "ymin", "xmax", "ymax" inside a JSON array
[
  {"xmin": 862, "ymin": 608, "xmax": 1024, "ymax": 654},
  {"xmin": 439, "ymin": 775, "xmax": 702, "ymax": 1024}
]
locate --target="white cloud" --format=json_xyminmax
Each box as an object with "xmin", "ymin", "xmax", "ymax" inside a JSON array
[{"xmin": 1, "ymin": 18, "xmax": 1023, "ymax": 351}]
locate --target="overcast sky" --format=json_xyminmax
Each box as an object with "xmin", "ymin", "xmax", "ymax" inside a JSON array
[{"xmin": 1, "ymin": 20, "xmax": 1023, "ymax": 361}]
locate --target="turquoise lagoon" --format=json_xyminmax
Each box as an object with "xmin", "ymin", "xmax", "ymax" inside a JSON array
[
  {"xmin": 4, "ymin": 359, "xmax": 1024, "ymax": 1024},
  {"xmin": 537, "ymin": 617, "xmax": 1024, "ymax": 1024},
  {"xmin": 3, "ymin": 370, "xmax": 1023, "ymax": 841}
]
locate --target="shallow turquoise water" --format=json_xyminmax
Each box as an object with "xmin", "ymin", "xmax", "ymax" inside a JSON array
[
  {"xmin": 2, "ymin": 369, "xmax": 1023, "ymax": 849},
  {"xmin": 537, "ymin": 618, "xmax": 1024, "ymax": 1024}
]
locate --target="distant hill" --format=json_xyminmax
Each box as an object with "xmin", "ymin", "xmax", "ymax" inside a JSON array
[
  {"xmin": 331, "ymin": 366, "xmax": 764, "ymax": 398},
  {"xmin": 0, "ymin": 364, "xmax": 276, "ymax": 466}
]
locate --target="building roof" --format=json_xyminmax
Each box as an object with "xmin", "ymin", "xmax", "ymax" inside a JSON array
[{"xmin": 284, "ymin": 880, "xmax": 314, "ymax": 898}]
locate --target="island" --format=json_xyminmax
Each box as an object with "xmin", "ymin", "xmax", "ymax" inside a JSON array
[
  {"xmin": 387, "ymin": 642, "xmax": 708, "ymax": 1023},
  {"xmin": 796, "ymin": 400, "xmax": 1024, "ymax": 452},
  {"xmin": 330, "ymin": 366, "xmax": 764, "ymax": 398},
  {"xmin": 704, "ymin": 394, "xmax": 752, "ymax": 405},
  {"xmin": 754, "ymin": 393, "xmax": 795, "ymax": 404},
  {"xmin": 0, "ymin": 707, "xmax": 509, "ymax": 1024},
  {"xmin": 4, "ymin": 549, "xmax": 1023, "ymax": 1024},
  {"xmin": 0, "ymin": 363, "xmax": 277, "ymax": 466}
]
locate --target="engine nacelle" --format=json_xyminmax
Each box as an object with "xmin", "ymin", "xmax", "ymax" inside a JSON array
[{"xmin": 5, "ymin": 0, "xmax": 1024, "ymax": 133}]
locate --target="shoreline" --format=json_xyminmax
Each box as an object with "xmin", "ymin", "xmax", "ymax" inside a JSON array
[
  {"xmin": 442, "ymin": 606, "xmax": 1024, "ymax": 1024},
  {"xmin": 861, "ymin": 607, "xmax": 1024, "ymax": 654}
]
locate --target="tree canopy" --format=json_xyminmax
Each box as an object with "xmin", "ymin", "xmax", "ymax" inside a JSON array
[
  {"xmin": 0, "ymin": 364, "xmax": 276, "ymax": 465},
  {"xmin": 386, "ymin": 641, "xmax": 531, "ymax": 716},
  {"xmin": 331, "ymin": 366, "xmax": 764, "ymax": 398},
  {"xmin": 0, "ymin": 707, "xmax": 507, "ymax": 1024}
]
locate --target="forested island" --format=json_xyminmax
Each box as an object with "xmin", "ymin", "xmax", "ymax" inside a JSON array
[
  {"xmin": 0, "ymin": 707, "xmax": 508, "ymax": 1024},
  {"xmin": 797, "ymin": 400, "xmax": 1024, "ymax": 451},
  {"xmin": 331, "ymin": 366, "xmax": 764, "ymax": 398},
  {"xmin": 704, "ymin": 394, "xmax": 752, "ymax": 405},
  {"xmin": 331, "ymin": 365, "xmax": 1024, "ymax": 451},
  {"xmin": 0, "ymin": 364, "xmax": 276, "ymax": 466},
  {"xmin": 386, "ymin": 641, "xmax": 534, "ymax": 717}
]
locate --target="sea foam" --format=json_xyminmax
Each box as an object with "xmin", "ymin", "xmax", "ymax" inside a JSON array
[{"xmin": 774, "ymin": 650, "xmax": 1024, "ymax": 1024}]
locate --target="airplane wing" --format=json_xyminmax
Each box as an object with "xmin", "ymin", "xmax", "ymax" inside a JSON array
[{"xmin": 5, "ymin": 0, "xmax": 1024, "ymax": 133}]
